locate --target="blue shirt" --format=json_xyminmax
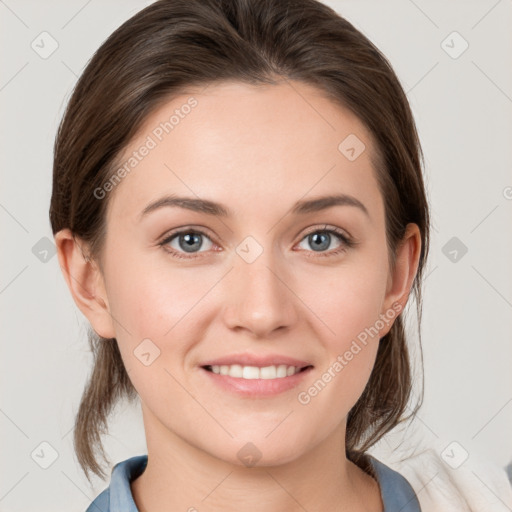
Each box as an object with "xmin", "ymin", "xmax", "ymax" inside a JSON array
[{"xmin": 86, "ymin": 454, "xmax": 421, "ymax": 511}]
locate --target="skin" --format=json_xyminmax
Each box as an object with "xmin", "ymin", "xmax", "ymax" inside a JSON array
[{"xmin": 55, "ymin": 79, "xmax": 421, "ymax": 512}]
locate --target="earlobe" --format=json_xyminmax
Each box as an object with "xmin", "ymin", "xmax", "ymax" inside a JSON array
[
  {"xmin": 380, "ymin": 223, "xmax": 422, "ymax": 335},
  {"xmin": 54, "ymin": 228, "xmax": 116, "ymax": 339}
]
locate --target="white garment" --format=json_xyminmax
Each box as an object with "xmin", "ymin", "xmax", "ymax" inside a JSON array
[{"xmin": 368, "ymin": 419, "xmax": 512, "ymax": 511}]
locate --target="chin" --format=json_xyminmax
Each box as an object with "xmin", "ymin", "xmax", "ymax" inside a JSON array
[{"xmin": 205, "ymin": 434, "xmax": 309, "ymax": 469}]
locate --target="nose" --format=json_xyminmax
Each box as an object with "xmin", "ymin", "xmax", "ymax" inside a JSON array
[{"xmin": 222, "ymin": 248, "xmax": 298, "ymax": 338}]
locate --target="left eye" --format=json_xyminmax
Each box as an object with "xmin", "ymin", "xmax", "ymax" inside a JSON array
[{"xmin": 297, "ymin": 229, "xmax": 347, "ymax": 253}]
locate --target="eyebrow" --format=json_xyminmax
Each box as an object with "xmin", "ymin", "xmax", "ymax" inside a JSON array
[{"xmin": 139, "ymin": 193, "xmax": 369, "ymax": 220}]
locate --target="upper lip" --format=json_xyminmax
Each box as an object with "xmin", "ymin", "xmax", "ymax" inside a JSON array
[{"xmin": 200, "ymin": 353, "xmax": 313, "ymax": 369}]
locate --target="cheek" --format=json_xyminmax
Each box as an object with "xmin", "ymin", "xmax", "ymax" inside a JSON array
[
  {"xmin": 104, "ymin": 272, "xmax": 197, "ymax": 414},
  {"xmin": 301, "ymin": 259, "xmax": 389, "ymax": 345},
  {"xmin": 292, "ymin": 254, "xmax": 388, "ymax": 407},
  {"xmin": 105, "ymin": 252, "xmax": 212, "ymax": 337},
  {"xmin": 103, "ymin": 253, "xmax": 227, "ymax": 397}
]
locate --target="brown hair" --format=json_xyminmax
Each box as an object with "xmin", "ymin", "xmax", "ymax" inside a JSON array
[{"xmin": 50, "ymin": 0, "xmax": 429, "ymax": 482}]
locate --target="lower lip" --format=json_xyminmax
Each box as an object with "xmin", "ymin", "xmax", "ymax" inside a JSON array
[{"xmin": 200, "ymin": 367, "xmax": 313, "ymax": 397}]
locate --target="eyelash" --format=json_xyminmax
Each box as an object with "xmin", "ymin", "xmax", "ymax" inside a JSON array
[{"xmin": 158, "ymin": 225, "xmax": 355, "ymax": 260}]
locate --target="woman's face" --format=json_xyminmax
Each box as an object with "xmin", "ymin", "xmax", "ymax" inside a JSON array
[{"xmin": 84, "ymin": 80, "xmax": 415, "ymax": 466}]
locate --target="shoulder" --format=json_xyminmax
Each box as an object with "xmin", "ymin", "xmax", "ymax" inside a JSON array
[
  {"xmin": 86, "ymin": 487, "xmax": 110, "ymax": 512},
  {"xmin": 84, "ymin": 455, "xmax": 148, "ymax": 512},
  {"xmin": 368, "ymin": 455, "xmax": 422, "ymax": 511}
]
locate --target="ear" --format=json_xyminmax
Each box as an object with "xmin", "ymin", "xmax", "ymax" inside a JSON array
[
  {"xmin": 54, "ymin": 228, "xmax": 116, "ymax": 339},
  {"xmin": 379, "ymin": 223, "xmax": 422, "ymax": 337}
]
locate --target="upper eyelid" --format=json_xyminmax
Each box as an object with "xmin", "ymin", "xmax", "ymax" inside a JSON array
[
  {"xmin": 301, "ymin": 224, "xmax": 350, "ymax": 238},
  {"xmin": 160, "ymin": 226, "xmax": 216, "ymax": 244}
]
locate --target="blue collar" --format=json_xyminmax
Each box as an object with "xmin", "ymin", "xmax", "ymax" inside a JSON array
[{"xmin": 86, "ymin": 454, "xmax": 421, "ymax": 511}]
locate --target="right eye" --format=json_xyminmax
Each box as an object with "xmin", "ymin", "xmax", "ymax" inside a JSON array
[{"xmin": 159, "ymin": 229, "xmax": 216, "ymax": 259}]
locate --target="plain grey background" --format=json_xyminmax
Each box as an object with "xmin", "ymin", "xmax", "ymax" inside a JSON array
[{"xmin": 1, "ymin": 0, "xmax": 511, "ymax": 510}]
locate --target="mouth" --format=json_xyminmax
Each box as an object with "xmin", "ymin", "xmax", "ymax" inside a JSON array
[{"xmin": 199, "ymin": 363, "xmax": 314, "ymax": 397}]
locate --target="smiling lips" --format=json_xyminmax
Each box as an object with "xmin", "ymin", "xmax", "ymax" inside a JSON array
[
  {"xmin": 200, "ymin": 353, "xmax": 312, "ymax": 379},
  {"xmin": 200, "ymin": 353, "xmax": 314, "ymax": 396}
]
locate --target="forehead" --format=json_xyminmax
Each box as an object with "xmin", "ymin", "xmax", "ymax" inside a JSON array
[{"xmin": 106, "ymin": 80, "xmax": 382, "ymax": 224}]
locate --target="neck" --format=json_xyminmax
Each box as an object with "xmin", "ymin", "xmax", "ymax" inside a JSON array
[{"xmin": 131, "ymin": 406, "xmax": 383, "ymax": 512}]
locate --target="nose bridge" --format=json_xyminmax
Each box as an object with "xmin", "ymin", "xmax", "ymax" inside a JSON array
[{"xmin": 223, "ymin": 239, "xmax": 297, "ymax": 336}]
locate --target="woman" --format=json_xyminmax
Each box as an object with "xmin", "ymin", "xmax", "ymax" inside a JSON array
[{"xmin": 50, "ymin": 0, "xmax": 450, "ymax": 510}]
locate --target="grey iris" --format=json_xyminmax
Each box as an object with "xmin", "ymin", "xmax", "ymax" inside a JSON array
[
  {"xmin": 179, "ymin": 233, "xmax": 203, "ymax": 252},
  {"xmin": 309, "ymin": 232, "xmax": 330, "ymax": 251}
]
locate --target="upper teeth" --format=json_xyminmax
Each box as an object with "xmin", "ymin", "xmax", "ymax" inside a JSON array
[{"xmin": 209, "ymin": 364, "xmax": 302, "ymax": 379}]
